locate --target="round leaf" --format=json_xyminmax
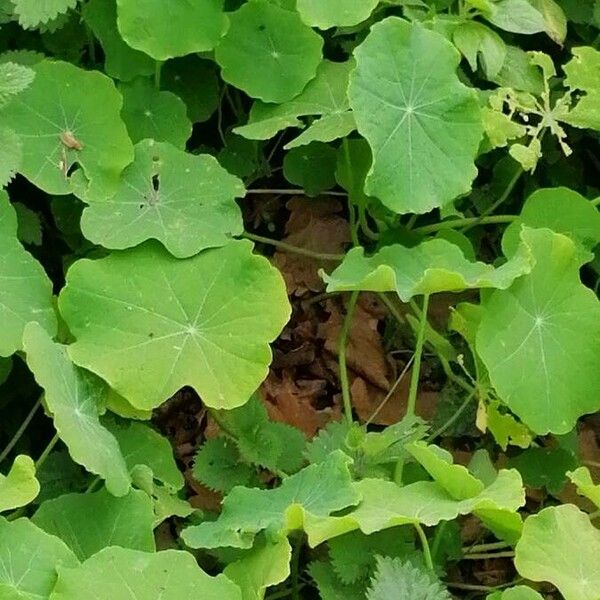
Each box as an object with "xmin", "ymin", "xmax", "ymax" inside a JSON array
[
  {"xmin": 0, "ymin": 455, "xmax": 40, "ymax": 513},
  {"xmin": 58, "ymin": 240, "xmax": 290, "ymax": 410},
  {"xmin": 283, "ymin": 142, "xmax": 337, "ymax": 197},
  {"xmin": 296, "ymin": 0, "xmax": 379, "ymax": 29},
  {"xmin": 80, "ymin": 140, "xmax": 245, "ymax": 258},
  {"xmin": 215, "ymin": 1, "xmax": 323, "ymax": 103},
  {"xmin": 348, "ymin": 18, "xmax": 482, "ymax": 214}
]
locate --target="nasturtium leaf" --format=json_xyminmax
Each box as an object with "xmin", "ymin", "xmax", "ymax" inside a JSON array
[
  {"xmin": 348, "ymin": 18, "xmax": 482, "ymax": 214},
  {"xmin": 489, "ymin": 587, "xmax": 544, "ymax": 600},
  {"xmin": 182, "ymin": 451, "xmax": 360, "ymax": 549},
  {"xmin": 234, "ymin": 60, "xmax": 354, "ymax": 145},
  {"xmin": 515, "ymin": 505, "xmax": 600, "ymax": 600},
  {"xmin": 567, "ymin": 466, "xmax": 600, "ymax": 508},
  {"xmin": 0, "ymin": 455, "xmax": 40, "ymax": 512},
  {"xmin": 296, "ymin": 0, "xmax": 379, "ymax": 29},
  {"xmin": 49, "ymin": 547, "xmax": 242, "ymax": 600},
  {"xmin": 116, "ymin": 0, "xmax": 228, "ymax": 61},
  {"xmin": 59, "ymin": 240, "xmax": 290, "ymax": 410},
  {"xmin": 81, "ymin": 140, "xmax": 244, "ymax": 258},
  {"xmin": 83, "ymin": 0, "xmax": 154, "ymax": 82},
  {"xmin": 14, "ymin": 202, "xmax": 42, "ymax": 246},
  {"xmin": 477, "ymin": 228, "xmax": 600, "ymax": 434},
  {"xmin": 323, "ymin": 235, "xmax": 532, "ymax": 302},
  {"xmin": 452, "ymin": 21, "xmax": 506, "ymax": 78},
  {"xmin": 283, "ymin": 142, "xmax": 337, "ymax": 197},
  {"xmin": 215, "ymin": 1, "xmax": 323, "ymax": 103},
  {"xmin": 0, "ymin": 127, "xmax": 22, "ymax": 187},
  {"xmin": 561, "ymin": 46, "xmax": 600, "ymax": 131},
  {"xmin": 23, "ymin": 322, "xmax": 131, "ymax": 497},
  {"xmin": 508, "ymin": 446, "xmax": 576, "ymax": 494},
  {"xmin": 119, "ymin": 78, "xmax": 191, "ymax": 147},
  {"xmin": 35, "ymin": 450, "xmax": 88, "ymax": 504},
  {"xmin": 0, "ymin": 60, "xmax": 134, "ymax": 198},
  {"xmin": 0, "ymin": 191, "xmax": 56, "ymax": 356},
  {"xmin": 0, "ymin": 62, "xmax": 35, "ymax": 107},
  {"xmin": 484, "ymin": 0, "xmax": 546, "ymax": 34},
  {"xmin": 0, "ymin": 518, "xmax": 78, "ymax": 599},
  {"xmin": 10, "ymin": 0, "xmax": 77, "ymax": 29},
  {"xmin": 0, "ymin": 357, "xmax": 11, "ymax": 385},
  {"xmin": 33, "ymin": 489, "xmax": 155, "ymax": 560}
]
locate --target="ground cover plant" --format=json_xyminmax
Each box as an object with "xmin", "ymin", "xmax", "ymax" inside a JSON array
[{"xmin": 1, "ymin": 0, "xmax": 600, "ymax": 598}]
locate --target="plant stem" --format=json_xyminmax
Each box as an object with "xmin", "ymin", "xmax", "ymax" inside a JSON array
[
  {"xmin": 347, "ymin": 201, "xmax": 360, "ymax": 247},
  {"xmin": 377, "ymin": 292, "xmax": 406, "ymax": 326},
  {"xmin": 36, "ymin": 432, "xmax": 60, "ymax": 471},
  {"xmin": 358, "ymin": 204, "xmax": 380, "ymax": 240},
  {"xmin": 246, "ymin": 188, "xmax": 346, "ymax": 197},
  {"xmin": 242, "ymin": 232, "xmax": 344, "ymax": 261},
  {"xmin": 463, "ymin": 541, "xmax": 511, "ymax": 554},
  {"xmin": 592, "ymin": 196, "xmax": 600, "ymax": 207},
  {"xmin": 461, "ymin": 551, "xmax": 515, "ymax": 560},
  {"xmin": 367, "ymin": 356, "xmax": 414, "ymax": 425},
  {"xmin": 414, "ymin": 524, "xmax": 434, "ymax": 571},
  {"xmin": 85, "ymin": 476, "xmax": 102, "ymax": 494},
  {"xmin": 339, "ymin": 291, "xmax": 359, "ymax": 423},
  {"xmin": 290, "ymin": 536, "xmax": 302, "ymax": 600},
  {"xmin": 406, "ymin": 294, "xmax": 430, "ymax": 418},
  {"xmin": 154, "ymin": 61, "xmax": 163, "ymax": 90},
  {"xmin": 413, "ymin": 214, "xmax": 516, "ymax": 236},
  {"xmin": 427, "ymin": 389, "xmax": 476, "ymax": 440},
  {"xmin": 0, "ymin": 396, "xmax": 42, "ymax": 464},
  {"xmin": 584, "ymin": 460, "xmax": 600, "ymax": 469}
]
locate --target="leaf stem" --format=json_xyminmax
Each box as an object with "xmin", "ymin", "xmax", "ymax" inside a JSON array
[
  {"xmin": 154, "ymin": 61, "xmax": 163, "ymax": 90},
  {"xmin": 242, "ymin": 232, "xmax": 344, "ymax": 261},
  {"xmin": 246, "ymin": 188, "xmax": 347, "ymax": 197},
  {"xmin": 0, "ymin": 396, "xmax": 42, "ymax": 464},
  {"xmin": 414, "ymin": 524, "xmax": 434, "ymax": 571},
  {"xmin": 406, "ymin": 294, "xmax": 430, "ymax": 418},
  {"xmin": 339, "ymin": 291, "xmax": 359, "ymax": 423},
  {"xmin": 461, "ymin": 551, "xmax": 515, "ymax": 560},
  {"xmin": 590, "ymin": 510, "xmax": 600, "ymax": 521},
  {"xmin": 413, "ymin": 214, "xmax": 516, "ymax": 235},
  {"xmin": 36, "ymin": 432, "xmax": 60, "ymax": 471},
  {"xmin": 463, "ymin": 541, "xmax": 511, "ymax": 554},
  {"xmin": 427, "ymin": 389, "xmax": 476, "ymax": 440},
  {"xmin": 290, "ymin": 535, "xmax": 302, "ymax": 600}
]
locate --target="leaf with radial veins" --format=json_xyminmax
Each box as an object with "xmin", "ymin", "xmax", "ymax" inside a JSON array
[
  {"xmin": 59, "ymin": 240, "xmax": 290, "ymax": 410},
  {"xmin": 0, "ymin": 191, "xmax": 56, "ymax": 357},
  {"xmin": 0, "ymin": 60, "xmax": 133, "ymax": 198},
  {"xmin": 116, "ymin": 0, "xmax": 228, "ymax": 61},
  {"xmin": 80, "ymin": 140, "xmax": 245, "ymax": 258},
  {"xmin": 515, "ymin": 505, "xmax": 600, "ymax": 600},
  {"xmin": 296, "ymin": 0, "xmax": 379, "ymax": 29},
  {"xmin": 215, "ymin": 1, "xmax": 323, "ymax": 103},
  {"xmin": 322, "ymin": 235, "xmax": 533, "ymax": 302},
  {"xmin": 49, "ymin": 547, "xmax": 242, "ymax": 600},
  {"xmin": 0, "ymin": 455, "xmax": 40, "ymax": 512},
  {"xmin": 477, "ymin": 228, "xmax": 600, "ymax": 434},
  {"xmin": 0, "ymin": 518, "xmax": 78, "ymax": 599},
  {"xmin": 23, "ymin": 322, "xmax": 131, "ymax": 497},
  {"xmin": 348, "ymin": 18, "xmax": 482, "ymax": 214}
]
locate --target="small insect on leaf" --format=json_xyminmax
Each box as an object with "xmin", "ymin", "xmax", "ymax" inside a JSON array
[{"xmin": 60, "ymin": 131, "xmax": 84, "ymax": 151}]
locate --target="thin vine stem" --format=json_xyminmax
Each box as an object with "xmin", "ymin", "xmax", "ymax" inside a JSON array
[
  {"xmin": 0, "ymin": 396, "xmax": 42, "ymax": 464},
  {"xmin": 246, "ymin": 188, "xmax": 347, "ymax": 197},
  {"xmin": 463, "ymin": 541, "xmax": 511, "ymax": 554},
  {"xmin": 414, "ymin": 524, "xmax": 434, "ymax": 571},
  {"xmin": 290, "ymin": 535, "xmax": 302, "ymax": 600},
  {"xmin": 406, "ymin": 294, "xmax": 430, "ymax": 418},
  {"xmin": 461, "ymin": 551, "xmax": 515, "ymax": 560},
  {"xmin": 339, "ymin": 291, "xmax": 359, "ymax": 423},
  {"xmin": 36, "ymin": 432, "xmax": 60, "ymax": 471},
  {"xmin": 413, "ymin": 214, "xmax": 516, "ymax": 235},
  {"xmin": 154, "ymin": 61, "xmax": 163, "ymax": 90},
  {"xmin": 427, "ymin": 389, "xmax": 476, "ymax": 441},
  {"xmin": 242, "ymin": 232, "xmax": 344, "ymax": 261}
]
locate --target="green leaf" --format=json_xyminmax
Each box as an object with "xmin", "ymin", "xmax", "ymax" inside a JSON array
[
  {"xmin": 567, "ymin": 466, "xmax": 600, "ymax": 508},
  {"xmin": 530, "ymin": 0, "xmax": 567, "ymax": 44},
  {"xmin": 305, "ymin": 420, "xmax": 352, "ymax": 465},
  {"xmin": 296, "ymin": 0, "xmax": 379, "ymax": 29},
  {"xmin": 234, "ymin": 60, "xmax": 354, "ymax": 147},
  {"xmin": 491, "ymin": 587, "xmax": 545, "ymax": 600},
  {"xmin": 59, "ymin": 240, "xmax": 290, "ymax": 410},
  {"xmin": 348, "ymin": 18, "xmax": 482, "ymax": 214},
  {"xmin": 323, "ymin": 236, "xmax": 532, "ymax": 302},
  {"xmin": 367, "ymin": 557, "xmax": 451, "ymax": 600},
  {"xmin": 10, "ymin": 0, "xmax": 77, "ymax": 29},
  {"xmin": 0, "ymin": 517, "xmax": 78, "ymax": 599},
  {"xmin": 309, "ymin": 561, "xmax": 365, "ymax": 600},
  {"xmin": 14, "ymin": 202, "xmax": 42, "ymax": 245},
  {"xmin": 80, "ymin": 140, "xmax": 245, "ymax": 258},
  {"xmin": 49, "ymin": 547, "xmax": 242, "ymax": 600},
  {"xmin": 0, "ymin": 62, "xmax": 35, "ymax": 107},
  {"xmin": 35, "ymin": 450, "xmax": 88, "ymax": 503},
  {"xmin": 119, "ymin": 78, "xmax": 191, "ymax": 147},
  {"xmin": 515, "ymin": 505, "xmax": 600, "ymax": 600},
  {"xmin": 485, "ymin": 0, "xmax": 546, "ymax": 34},
  {"xmin": 283, "ymin": 142, "xmax": 337, "ymax": 197},
  {"xmin": 491, "ymin": 45, "xmax": 544, "ymax": 94},
  {"xmin": 215, "ymin": 1, "xmax": 323, "ymax": 103},
  {"xmin": 561, "ymin": 46, "xmax": 600, "ymax": 131},
  {"xmin": 181, "ymin": 451, "xmax": 360, "ymax": 549},
  {"xmin": 0, "ymin": 357, "xmax": 12, "ymax": 385},
  {"xmin": 0, "ymin": 60, "xmax": 134, "ymax": 199},
  {"xmin": 116, "ymin": 0, "xmax": 228, "ymax": 61},
  {"xmin": 0, "ymin": 127, "xmax": 22, "ymax": 187},
  {"xmin": 23, "ymin": 322, "xmax": 131, "ymax": 497},
  {"xmin": 476, "ymin": 228, "xmax": 600, "ymax": 434},
  {"xmin": 83, "ymin": 0, "xmax": 154, "ymax": 82},
  {"xmin": 508, "ymin": 446, "xmax": 576, "ymax": 494},
  {"xmin": 33, "ymin": 488, "xmax": 155, "ymax": 560},
  {"xmin": 0, "ymin": 191, "xmax": 56, "ymax": 357},
  {"xmin": 0, "ymin": 455, "xmax": 40, "ymax": 512},
  {"xmin": 452, "ymin": 21, "xmax": 506, "ymax": 78}
]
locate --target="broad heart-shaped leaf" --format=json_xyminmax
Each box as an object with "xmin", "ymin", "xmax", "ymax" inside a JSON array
[
  {"xmin": 23, "ymin": 322, "xmax": 131, "ymax": 497},
  {"xmin": 116, "ymin": 0, "xmax": 228, "ymax": 61},
  {"xmin": 33, "ymin": 488, "xmax": 155, "ymax": 560},
  {"xmin": 477, "ymin": 228, "xmax": 600, "ymax": 434},
  {"xmin": 0, "ymin": 455, "xmax": 40, "ymax": 512},
  {"xmin": 515, "ymin": 505, "xmax": 600, "ymax": 600},
  {"xmin": 0, "ymin": 191, "xmax": 56, "ymax": 357},
  {"xmin": 59, "ymin": 240, "xmax": 290, "ymax": 410},
  {"xmin": 49, "ymin": 547, "xmax": 242, "ymax": 600},
  {"xmin": 348, "ymin": 18, "xmax": 482, "ymax": 214},
  {"xmin": 10, "ymin": 0, "xmax": 77, "ymax": 28},
  {"xmin": 181, "ymin": 451, "xmax": 360, "ymax": 550},
  {"xmin": 83, "ymin": 0, "xmax": 154, "ymax": 82},
  {"xmin": 297, "ymin": 0, "xmax": 378, "ymax": 29},
  {"xmin": 0, "ymin": 518, "xmax": 78, "ymax": 599},
  {"xmin": 0, "ymin": 60, "xmax": 134, "ymax": 199},
  {"xmin": 561, "ymin": 46, "xmax": 600, "ymax": 131},
  {"xmin": 322, "ymin": 235, "xmax": 533, "ymax": 302},
  {"xmin": 234, "ymin": 60, "xmax": 355, "ymax": 148},
  {"xmin": 215, "ymin": 1, "xmax": 323, "ymax": 103},
  {"xmin": 80, "ymin": 140, "xmax": 245, "ymax": 258},
  {"xmin": 567, "ymin": 466, "xmax": 600, "ymax": 508}
]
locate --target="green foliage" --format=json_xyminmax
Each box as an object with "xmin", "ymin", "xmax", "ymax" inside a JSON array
[{"xmin": 0, "ymin": 455, "xmax": 39, "ymax": 512}]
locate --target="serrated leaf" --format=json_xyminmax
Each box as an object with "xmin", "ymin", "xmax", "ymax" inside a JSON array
[
  {"xmin": 0, "ymin": 455, "xmax": 40, "ymax": 512},
  {"xmin": 323, "ymin": 235, "xmax": 532, "ymax": 302},
  {"xmin": 0, "ymin": 127, "xmax": 22, "ymax": 187},
  {"xmin": 477, "ymin": 228, "xmax": 600, "ymax": 434},
  {"xmin": 561, "ymin": 46, "xmax": 600, "ymax": 131},
  {"xmin": 215, "ymin": 1, "xmax": 323, "ymax": 103},
  {"xmin": 80, "ymin": 140, "xmax": 245, "ymax": 258},
  {"xmin": 116, "ymin": 0, "xmax": 228, "ymax": 61},
  {"xmin": 0, "ymin": 191, "xmax": 56, "ymax": 357},
  {"xmin": 0, "ymin": 518, "xmax": 78, "ymax": 599},
  {"xmin": 0, "ymin": 60, "xmax": 134, "ymax": 199},
  {"xmin": 58, "ymin": 240, "xmax": 290, "ymax": 410},
  {"xmin": 49, "ymin": 547, "xmax": 242, "ymax": 600},
  {"xmin": 305, "ymin": 420, "xmax": 352, "ymax": 464},
  {"xmin": 348, "ymin": 18, "xmax": 482, "ymax": 214},
  {"xmin": 567, "ymin": 466, "xmax": 600, "ymax": 508},
  {"xmin": 367, "ymin": 557, "xmax": 451, "ymax": 600},
  {"xmin": 23, "ymin": 322, "xmax": 131, "ymax": 497},
  {"xmin": 515, "ymin": 505, "xmax": 600, "ymax": 600},
  {"xmin": 10, "ymin": 0, "xmax": 77, "ymax": 28},
  {"xmin": 309, "ymin": 561, "xmax": 365, "ymax": 600},
  {"xmin": 33, "ymin": 488, "xmax": 155, "ymax": 560},
  {"xmin": 0, "ymin": 61, "xmax": 35, "ymax": 106}
]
